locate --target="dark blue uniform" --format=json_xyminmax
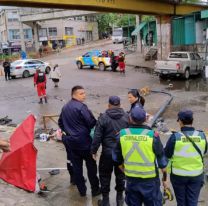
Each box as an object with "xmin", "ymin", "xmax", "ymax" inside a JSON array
[
  {"xmin": 58, "ymin": 98, "xmax": 100, "ymax": 196},
  {"xmin": 113, "ymin": 124, "xmax": 167, "ymax": 206},
  {"xmin": 165, "ymin": 126, "xmax": 207, "ymax": 206}
]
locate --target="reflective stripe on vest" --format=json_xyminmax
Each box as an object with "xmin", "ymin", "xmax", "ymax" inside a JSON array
[
  {"xmin": 120, "ymin": 128, "xmax": 156, "ymax": 178},
  {"xmin": 171, "ymin": 130, "xmax": 206, "ymax": 177}
]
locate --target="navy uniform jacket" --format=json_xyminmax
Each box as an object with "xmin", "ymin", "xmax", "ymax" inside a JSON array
[
  {"xmin": 113, "ymin": 124, "xmax": 167, "ymax": 180},
  {"xmin": 165, "ymin": 126, "xmax": 207, "ymax": 179},
  {"xmin": 58, "ymin": 98, "xmax": 96, "ymax": 150}
]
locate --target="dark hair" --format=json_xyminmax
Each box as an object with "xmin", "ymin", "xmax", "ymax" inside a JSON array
[
  {"xmin": 53, "ymin": 64, "xmax": 58, "ymax": 71},
  {"xmin": 180, "ymin": 118, "xmax": 193, "ymax": 125},
  {"xmin": 71, "ymin": 85, "xmax": 84, "ymax": 96},
  {"xmin": 128, "ymin": 89, "xmax": 145, "ymax": 106}
]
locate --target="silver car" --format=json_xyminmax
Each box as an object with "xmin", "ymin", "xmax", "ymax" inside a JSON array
[{"xmin": 10, "ymin": 59, "xmax": 51, "ymax": 78}]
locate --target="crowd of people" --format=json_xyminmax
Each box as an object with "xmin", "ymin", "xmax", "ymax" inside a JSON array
[
  {"xmin": 1, "ymin": 56, "xmax": 207, "ymax": 206},
  {"xmin": 57, "ymin": 85, "xmax": 207, "ymax": 206}
]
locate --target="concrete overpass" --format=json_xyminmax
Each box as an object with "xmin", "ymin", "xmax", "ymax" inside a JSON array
[
  {"xmin": 0, "ymin": 0, "xmax": 208, "ymax": 15},
  {"xmin": 20, "ymin": 9, "xmax": 97, "ymax": 22}
]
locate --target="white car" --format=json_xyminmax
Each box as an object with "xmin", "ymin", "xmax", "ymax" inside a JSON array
[{"xmin": 10, "ymin": 59, "xmax": 51, "ymax": 78}]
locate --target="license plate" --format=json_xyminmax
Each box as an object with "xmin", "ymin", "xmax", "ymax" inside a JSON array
[{"xmin": 162, "ymin": 71, "xmax": 168, "ymax": 74}]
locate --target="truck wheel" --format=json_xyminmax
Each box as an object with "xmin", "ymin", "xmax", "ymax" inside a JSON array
[
  {"xmin": 77, "ymin": 61, "xmax": 83, "ymax": 69},
  {"xmin": 23, "ymin": 70, "xmax": 30, "ymax": 78},
  {"xmin": 90, "ymin": 66, "xmax": 94, "ymax": 69},
  {"xmin": 184, "ymin": 69, "xmax": 190, "ymax": 80},
  {"xmin": 99, "ymin": 62, "xmax": 106, "ymax": 71}
]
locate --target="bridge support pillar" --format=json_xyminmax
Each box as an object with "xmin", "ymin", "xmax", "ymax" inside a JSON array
[
  {"xmin": 156, "ymin": 15, "xmax": 171, "ymax": 60},
  {"xmin": 136, "ymin": 15, "xmax": 142, "ymax": 53},
  {"xmin": 32, "ymin": 22, "xmax": 39, "ymax": 52},
  {"xmin": 20, "ymin": 22, "xmax": 26, "ymax": 52}
]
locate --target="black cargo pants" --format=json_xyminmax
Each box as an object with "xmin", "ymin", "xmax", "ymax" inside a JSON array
[{"xmin": 99, "ymin": 154, "xmax": 125, "ymax": 196}]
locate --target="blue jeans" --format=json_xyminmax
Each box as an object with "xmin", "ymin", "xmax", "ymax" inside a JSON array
[
  {"xmin": 125, "ymin": 177, "xmax": 162, "ymax": 206},
  {"xmin": 171, "ymin": 174, "xmax": 204, "ymax": 206}
]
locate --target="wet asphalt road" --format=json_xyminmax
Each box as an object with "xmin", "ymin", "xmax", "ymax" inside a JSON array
[{"xmin": 0, "ymin": 41, "xmax": 208, "ymax": 206}]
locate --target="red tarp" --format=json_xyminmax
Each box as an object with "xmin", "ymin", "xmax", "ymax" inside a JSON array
[{"xmin": 0, "ymin": 115, "xmax": 37, "ymax": 192}]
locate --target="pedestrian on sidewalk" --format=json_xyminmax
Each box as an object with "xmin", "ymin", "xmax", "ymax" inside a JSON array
[
  {"xmin": 91, "ymin": 96, "xmax": 129, "ymax": 206},
  {"xmin": 34, "ymin": 67, "xmax": 47, "ymax": 104},
  {"xmin": 118, "ymin": 52, "xmax": 125, "ymax": 74},
  {"xmin": 58, "ymin": 85, "xmax": 100, "ymax": 197},
  {"xmin": 128, "ymin": 89, "xmax": 145, "ymax": 112},
  {"xmin": 113, "ymin": 106, "xmax": 168, "ymax": 206},
  {"xmin": 49, "ymin": 64, "xmax": 61, "ymax": 87},
  {"xmin": 39, "ymin": 46, "xmax": 43, "ymax": 58},
  {"xmin": 165, "ymin": 109, "xmax": 207, "ymax": 206},
  {"xmin": 3, "ymin": 59, "xmax": 11, "ymax": 81}
]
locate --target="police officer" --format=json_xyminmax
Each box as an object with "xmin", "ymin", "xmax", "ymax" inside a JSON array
[
  {"xmin": 34, "ymin": 67, "xmax": 47, "ymax": 104},
  {"xmin": 165, "ymin": 109, "xmax": 207, "ymax": 206},
  {"xmin": 58, "ymin": 85, "xmax": 100, "ymax": 197},
  {"xmin": 113, "ymin": 106, "xmax": 168, "ymax": 206},
  {"xmin": 91, "ymin": 96, "xmax": 129, "ymax": 206},
  {"xmin": 3, "ymin": 59, "xmax": 11, "ymax": 81}
]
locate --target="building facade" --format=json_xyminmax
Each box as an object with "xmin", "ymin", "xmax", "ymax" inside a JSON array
[{"xmin": 0, "ymin": 8, "xmax": 99, "ymax": 51}]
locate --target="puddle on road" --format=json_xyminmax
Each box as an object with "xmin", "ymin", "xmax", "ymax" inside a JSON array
[
  {"xmin": 134, "ymin": 66, "xmax": 208, "ymax": 92},
  {"xmin": 134, "ymin": 66, "xmax": 153, "ymax": 74},
  {"xmin": 159, "ymin": 77, "xmax": 208, "ymax": 92}
]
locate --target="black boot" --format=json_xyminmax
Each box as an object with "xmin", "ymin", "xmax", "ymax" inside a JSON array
[
  {"xmin": 116, "ymin": 192, "xmax": 124, "ymax": 206},
  {"xmin": 44, "ymin": 97, "xmax": 48, "ymax": 103},
  {"xmin": 38, "ymin": 98, "xmax": 43, "ymax": 104},
  {"xmin": 97, "ymin": 195, "xmax": 110, "ymax": 206}
]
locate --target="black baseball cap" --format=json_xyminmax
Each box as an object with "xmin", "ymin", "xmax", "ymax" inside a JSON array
[
  {"xmin": 109, "ymin": 96, "xmax": 120, "ymax": 106},
  {"xmin": 177, "ymin": 109, "xmax": 193, "ymax": 122}
]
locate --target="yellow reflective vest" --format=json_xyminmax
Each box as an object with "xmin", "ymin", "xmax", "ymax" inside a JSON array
[
  {"xmin": 171, "ymin": 131, "xmax": 206, "ymax": 177},
  {"xmin": 120, "ymin": 128, "xmax": 156, "ymax": 178}
]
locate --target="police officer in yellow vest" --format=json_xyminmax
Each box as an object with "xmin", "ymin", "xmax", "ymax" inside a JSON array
[
  {"xmin": 165, "ymin": 109, "xmax": 207, "ymax": 206},
  {"xmin": 113, "ymin": 106, "xmax": 168, "ymax": 206}
]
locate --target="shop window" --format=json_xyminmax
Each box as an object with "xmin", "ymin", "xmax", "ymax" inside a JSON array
[{"xmin": 48, "ymin": 27, "xmax": 57, "ymax": 36}]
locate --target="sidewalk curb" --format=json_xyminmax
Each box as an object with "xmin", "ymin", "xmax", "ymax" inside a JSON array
[
  {"xmin": 126, "ymin": 64, "xmax": 154, "ymax": 70},
  {"xmin": 41, "ymin": 40, "xmax": 112, "ymax": 61}
]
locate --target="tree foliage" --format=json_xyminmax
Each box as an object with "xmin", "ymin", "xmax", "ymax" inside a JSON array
[{"xmin": 96, "ymin": 13, "xmax": 136, "ymax": 34}]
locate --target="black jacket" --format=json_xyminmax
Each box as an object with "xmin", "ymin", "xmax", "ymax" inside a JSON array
[
  {"xmin": 58, "ymin": 99, "xmax": 96, "ymax": 150},
  {"xmin": 91, "ymin": 107, "xmax": 129, "ymax": 156},
  {"xmin": 129, "ymin": 100, "xmax": 143, "ymax": 113},
  {"xmin": 3, "ymin": 61, "xmax": 10, "ymax": 72}
]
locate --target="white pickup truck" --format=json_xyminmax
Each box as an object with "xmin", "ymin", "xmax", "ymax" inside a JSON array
[{"xmin": 154, "ymin": 52, "xmax": 204, "ymax": 79}]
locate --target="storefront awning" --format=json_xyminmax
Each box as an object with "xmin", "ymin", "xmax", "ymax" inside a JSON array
[
  {"xmin": 201, "ymin": 10, "xmax": 208, "ymax": 19},
  {"xmin": 131, "ymin": 22, "xmax": 147, "ymax": 36}
]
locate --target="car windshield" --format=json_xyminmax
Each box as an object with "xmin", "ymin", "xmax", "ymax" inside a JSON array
[
  {"xmin": 169, "ymin": 53, "xmax": 188, "ymax": 58},
  {"xmin": 112, "ymin": 30, "xmax": 122, "ymax": 36},
  {"xmin": 11, "ymin": 60, "xmax": 24, "ymax": 66}
]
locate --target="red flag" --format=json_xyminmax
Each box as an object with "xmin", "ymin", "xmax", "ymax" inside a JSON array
[{"xmin": 0, "ymin": 115, "xmax": 37, "ymax": 192}]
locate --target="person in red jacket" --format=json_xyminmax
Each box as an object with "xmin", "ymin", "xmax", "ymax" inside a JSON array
[
  {"xmin": 34, "ymin": 67, "xmax": 47, "ymax": 104},
  {"xmin": 118, "ymin": 52, "xmax": 125, "ymax": 74}
]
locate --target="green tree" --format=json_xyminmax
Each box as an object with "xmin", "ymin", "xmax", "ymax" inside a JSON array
[
  {"xmin": 96, "ymin": 13, "xmax": 136, "ymax": 38},
  {"xmin": 141, "ymin": 15, "xmax": 155, "ymax": 22}
]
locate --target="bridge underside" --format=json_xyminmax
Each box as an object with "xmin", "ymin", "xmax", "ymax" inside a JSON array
[{"xmin": 0, "ymin": 0, "xmax": 207, "ymax": 15}]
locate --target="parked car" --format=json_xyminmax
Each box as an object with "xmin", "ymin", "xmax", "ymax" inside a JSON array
[
  {"xmin": 10, "ymin": 59, "xmax": 51, "ymax": 78},
  {"xmin": 76, "ymin": 50, "xmax": 111, "ymax": 71},
  {"xmin": 154, "ymin": 52, "xmax": 205, "ymax": 79}
]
